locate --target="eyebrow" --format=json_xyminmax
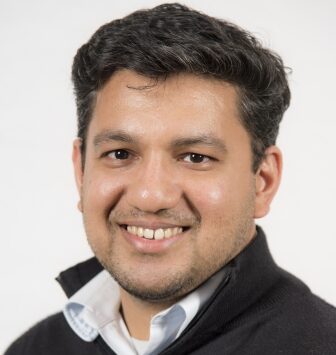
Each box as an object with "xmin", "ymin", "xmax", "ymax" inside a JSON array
[
  {"xmin": 93, "ymin": 130, "xmax": 135, "ymax": 147},
  {"xmin": 93, "ymin": 130, "xmax": 227, "ymax": 153},
  {"xmin": 170, "ymin": 135, "xmax": 228, "ymax": 153}
]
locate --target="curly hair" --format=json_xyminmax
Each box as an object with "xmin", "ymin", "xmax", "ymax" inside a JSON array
[{"xmin": 72, "ymin": 3, "xmax": 290, "ymax": 171}]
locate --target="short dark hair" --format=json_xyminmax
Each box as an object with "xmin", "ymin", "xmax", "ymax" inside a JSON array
[{"xmin": 72, "ymin": 3, "xmax": 290, "ymax": 172}]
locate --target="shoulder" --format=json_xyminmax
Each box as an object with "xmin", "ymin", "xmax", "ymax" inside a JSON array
[
  {"xmin": 248, "ymin": 269, "xmax": 336, "ymax": 353},
  {"xmin": 271, "ymin": 268, "xmax": 336, "ymax": 325},
  {"xmin": 4, "ymin": 312, "xmax": 99, "ymax": 355}
]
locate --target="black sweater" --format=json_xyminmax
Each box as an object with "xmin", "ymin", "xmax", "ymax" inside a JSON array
[{"xmin": 5, "ymin": 228, "xmax": 336, "ymax": 354}]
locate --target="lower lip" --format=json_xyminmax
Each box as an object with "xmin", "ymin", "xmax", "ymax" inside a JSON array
[{"xmin": 120, "ymin": 227, "xmax": 186, "ymax": 254}]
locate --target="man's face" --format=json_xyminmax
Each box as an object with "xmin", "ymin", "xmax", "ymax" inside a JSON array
[{"xmin": 74, "ymin": 70, "xmax": 259, "ymax": 302}]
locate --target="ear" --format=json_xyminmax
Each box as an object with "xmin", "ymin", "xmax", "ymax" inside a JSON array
[
  {"xmin": 254, "ymin": 145, "xmax": 282, "ymax": 218},
  {"xmin": 72, "ymin": 138, "xmax": 84, "ymax": 212}
]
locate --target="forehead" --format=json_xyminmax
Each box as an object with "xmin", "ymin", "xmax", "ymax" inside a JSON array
[{"xmin": 88, "ymin": 70, "xmax": 246, "ymax": 143}]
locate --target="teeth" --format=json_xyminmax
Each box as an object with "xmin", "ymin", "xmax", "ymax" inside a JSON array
[
  {"xmin": 164, "ymin": 228, "xmax": 172, "ymax": 238},
  {"xmin": 126, "ymin": 225, "xmax": 183, "ymax": 240},
  {"xmin": 154, "ymin": 228, "xmax": 164, "ymax": 240},
  {"xmin": 137, "ymin": 227, "xmax": 144, "ymax": 237},
  {"xmin": 144, "ymin": 228, "xmax": 154, "ymax": 239}
]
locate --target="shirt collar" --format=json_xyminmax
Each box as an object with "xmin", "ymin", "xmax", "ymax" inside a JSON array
[
  {"xmin": 63, "ymin": 266, "xmax": 226, "ymax": 349},
  {"xmin": 63, "ymin": 269, "xmax": 119, "ymax": 341}
]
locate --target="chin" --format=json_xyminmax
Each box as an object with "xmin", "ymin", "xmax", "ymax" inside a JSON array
[{"xmin": 101, "ymin": 256, "xmax": 199, "ymax": 302}]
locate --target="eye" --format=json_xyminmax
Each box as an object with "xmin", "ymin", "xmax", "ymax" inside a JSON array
[
  {"xmin": 183, "ymin": 153, "xmax": 210, "ymax": 163},
  {"xmin": 107, "ymin": 149, "xmax": 129, "ymax": 160}
]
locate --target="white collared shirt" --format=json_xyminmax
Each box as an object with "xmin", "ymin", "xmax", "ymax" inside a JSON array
[{"xmin": 63, "ymin": 269, "xmax": 225, "ymax": 355}]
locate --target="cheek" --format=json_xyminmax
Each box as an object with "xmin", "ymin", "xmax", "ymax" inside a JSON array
[
  {"xmin": 82, "ymin": 170, "xmax": 125, "ymax": 212},
  {"xmin": 188, "ymin": 180, "xmax": 235, "ymax": 214},
  {"xmin": 201, "ymin": 186, "xmax": 227, "ymax": 214},
  {"xmin": 207, "ymin": 186, "xmax": 224, "ymax": 203},
  {"xmin": 186, "ymin": 174, "xmax": 254, "ymax": 219},
  {"xmin": 82, "ymin": 172, "xmax": 126, "ymax": 250}
]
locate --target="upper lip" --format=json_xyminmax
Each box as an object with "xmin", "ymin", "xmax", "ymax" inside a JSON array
[{"xmin": 118, "ymin": 220, "xmax": 189, "ymax": 230}]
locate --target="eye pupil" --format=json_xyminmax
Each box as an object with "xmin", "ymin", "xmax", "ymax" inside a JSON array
[
  {"xmin": 115, "ymin": 150, "xmax": 129, "ymax": 159},
  {"xmin": 190, "ymin": 153, "xmax": 204, "ymax": 163}
]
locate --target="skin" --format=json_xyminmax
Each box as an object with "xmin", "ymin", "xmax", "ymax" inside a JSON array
[{"xmin": 73, "ymin": 70, "xmax": 282, "ymax": 340}]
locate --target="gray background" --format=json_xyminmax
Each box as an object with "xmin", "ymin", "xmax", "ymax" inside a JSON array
[{"xmin": 1, "ymin": 0, "xmax": 335, "ymax": 352}]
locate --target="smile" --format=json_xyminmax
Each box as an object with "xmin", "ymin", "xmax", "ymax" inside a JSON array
[{"xmin": 125, "ymin": 225, "xmax": 184, "ymax": 240}]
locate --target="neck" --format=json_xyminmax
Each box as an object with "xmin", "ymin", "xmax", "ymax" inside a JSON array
[{"xmin": 119, "ymin": 288, "xmax": 174, "ymax": 340}]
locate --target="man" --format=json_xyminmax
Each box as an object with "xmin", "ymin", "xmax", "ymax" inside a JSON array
[{"xmin": 5, "ymin": 3, "xmax": 336, "ymax": 355}]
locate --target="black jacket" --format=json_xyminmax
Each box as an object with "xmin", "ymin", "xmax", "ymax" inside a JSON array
[{"xmin": 5, "ymin": 228, "xmax": 336, "ymax": 354}]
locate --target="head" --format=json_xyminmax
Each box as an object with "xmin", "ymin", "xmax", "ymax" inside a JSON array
[{"xmin": 72, "ymin": 3, "xmax": 290, "ymax": 303}]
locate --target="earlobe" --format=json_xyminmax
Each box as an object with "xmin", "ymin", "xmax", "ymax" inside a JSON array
[
  {"xmin": 254, "ymin": 146, "xmax": 282, "ymax": 219},
  {"xmin": 72, "ymin": 138, "xmax": 84, "ymax": 201}
]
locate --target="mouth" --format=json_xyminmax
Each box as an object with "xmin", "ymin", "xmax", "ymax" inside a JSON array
[{"xmin": 119, "ymin": 224, "xmax": 190, "ymax": 241}]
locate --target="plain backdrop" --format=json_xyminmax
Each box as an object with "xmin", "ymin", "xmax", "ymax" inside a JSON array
[{"xmin": 1, "ymin": 0, "xmax": 335, "ymax": 352}]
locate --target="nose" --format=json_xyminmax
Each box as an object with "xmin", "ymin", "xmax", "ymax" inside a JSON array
[{"xmin": 126, "ymin": 154, "xmax": 182, "ymax": 213}]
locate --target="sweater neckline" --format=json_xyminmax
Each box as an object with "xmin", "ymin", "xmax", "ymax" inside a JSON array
[{"xmin": 56, "ymin": 226, "xmax": 281, "ymax": 354}]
